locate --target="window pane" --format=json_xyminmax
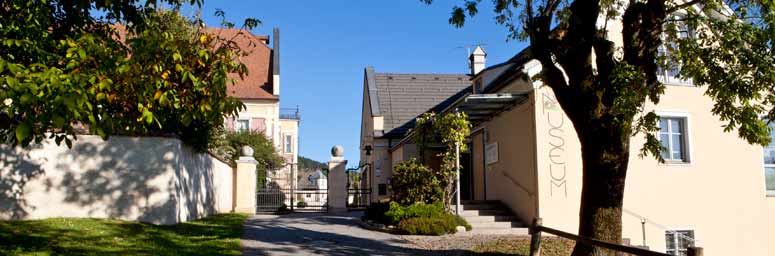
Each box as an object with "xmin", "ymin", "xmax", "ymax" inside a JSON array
[
  {"xmin": 672, "ymin": 134, "xmax": 683, "ymax": 160},
  {"xmin": 766, "ymin": 167, "xmax": 775, "ymax": 191},
  {"xmin": 236, "ymin": 120, "xmax": 249, "ymax": 131},
  {"xmin": 769, "ymin": 123, "xmax": 775, "ymax": 147},
  {"xmin": 670, "ymin": 119, "xmax": 683, "ymax": 134},
  {"xmin": 660, "ymin": 134, "xmax": 671, "ymax": 159},
  {"xmin": 665, "ymin": 232, "xmax": 676, "ymax": 251},
  {"xmin": 764, "ymin": 148, "xmax": 775, "ymax": 164},
  {"xmin": 660, "ymin": 119, "xmax": 669, "ymax": 131}
]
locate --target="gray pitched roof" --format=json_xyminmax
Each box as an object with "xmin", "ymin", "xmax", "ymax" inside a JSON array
[{"xmin": 367, "ymin": 69, "xmax": 471, "ymax": 138}]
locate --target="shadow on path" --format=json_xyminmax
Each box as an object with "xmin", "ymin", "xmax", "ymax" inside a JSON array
[{"xmin": 240, "ymin": 212, "xmax": 513, "ymax": 256}]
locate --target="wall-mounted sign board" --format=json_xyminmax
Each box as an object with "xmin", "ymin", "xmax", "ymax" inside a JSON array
[{"xmin": 485, "ymin": 142, "xmax": 498, "ymax": 165}]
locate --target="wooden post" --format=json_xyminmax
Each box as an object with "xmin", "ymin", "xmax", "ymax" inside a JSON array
[
  {"xmin": 687, "ymin": 247, "xmax": 704, "ymax": 256},
  {"xmin": 529, "ymin": 218, "xmax": 543, "ymax": 256}
]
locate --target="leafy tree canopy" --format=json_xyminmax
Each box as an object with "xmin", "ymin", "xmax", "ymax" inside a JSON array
[
  {"xmin": 1, "ymin": 0, "xmax": 259, "ymax": 151},
  {"xmin": 421, "ymin": 0, "xmax": 775, "ymax": 255}
]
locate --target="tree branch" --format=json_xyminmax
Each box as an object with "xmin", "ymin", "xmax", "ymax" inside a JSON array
[{"xmin": 666, "ymin": 0, "xmax": 702, "ymax": 13}]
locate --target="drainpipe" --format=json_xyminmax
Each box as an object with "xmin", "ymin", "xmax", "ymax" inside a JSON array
[
  {"xmin": 482, "ymin": 129, "xmax": 488, "ymax": 200},
  {"xmin": 455, "ymin": 141, "xmax": 461, "ymax": 215}
]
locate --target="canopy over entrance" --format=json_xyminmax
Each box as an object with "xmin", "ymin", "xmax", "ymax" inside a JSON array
[{"xmin": 456, "ymin": 93, "xmax": 529, "ymax": 126}]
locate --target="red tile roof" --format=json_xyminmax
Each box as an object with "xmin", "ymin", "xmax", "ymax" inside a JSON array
[
  {"xmin": 205, "ymin": 28, "xmax": 277, "ymax": 100},
  {"xmin": 115, "ymin": 25, "xmax": 277, "ymax": 100}
]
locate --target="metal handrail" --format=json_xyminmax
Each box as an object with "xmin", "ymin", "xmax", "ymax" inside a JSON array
[
  {"xmin": 529, "ymin": 218, "xmax": 672, "ymax": 256},
  {"xmin": 623, "ymin": 207, "xmax": 697, "ymax": 244}
]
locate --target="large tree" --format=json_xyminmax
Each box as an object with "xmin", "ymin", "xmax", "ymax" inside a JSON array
[
  {"xmin": 423, "ymin": 0, "xmax": 775, "ymax": 255},
  {"xmin": 1, "ymin": 0, "xmax": 258, "ymax": 151}
]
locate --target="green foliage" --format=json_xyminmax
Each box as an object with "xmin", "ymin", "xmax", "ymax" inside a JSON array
[
  {"xmin": 0, "ymin": 213, "xmax": 248, "ymax": 255},
  {"xmin": 396, "ymin": 213, "xmax": 468, "ymax": 236},
  {"xmin": 299, "ymin": 156, "xmax": 326, "ymax": 171},
  {"xmin": 0, "ymin": 1, "xmax": 258, "ymax": 151},
  {"xmin": 421, "ymin": 0, "xmax": 775, "ymax": 252},
  {"xmin": 389, "ymin": 159, "xmax": 443, "ymax": 205},
  {"xmin": 410, "ymin": 112, "xmax": 471, "ymax": 209},
  {"xmin": 385, "ymin": 201, "xmax": 446, "ymax": 225},
  {"xmin": 209, "ymin": 128, "xmax": 284, "ymax": 187}
]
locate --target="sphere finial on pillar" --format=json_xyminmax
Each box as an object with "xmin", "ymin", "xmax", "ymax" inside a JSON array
[
  {"xmin": 331, "ymin": 145, "xmax": 344, "ymax": 157},
  {"xmin": 240, "ymin": 146, "xmax": 254, "ymax": 157}
]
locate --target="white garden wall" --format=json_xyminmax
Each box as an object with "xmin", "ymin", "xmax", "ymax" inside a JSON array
[{"xmin": 0, "ymin": 135, "xmax": 235, "ymax": 225}]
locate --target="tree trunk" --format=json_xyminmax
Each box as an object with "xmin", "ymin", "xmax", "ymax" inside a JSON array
[{"xmin": 570, "ymin": 125, "xmax": 630, "ymax": 256}]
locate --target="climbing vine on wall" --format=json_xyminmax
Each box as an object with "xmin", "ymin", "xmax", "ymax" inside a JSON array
[{"xmin": 411, "ymin": 111, "xmax": 471, "ymax": 210}]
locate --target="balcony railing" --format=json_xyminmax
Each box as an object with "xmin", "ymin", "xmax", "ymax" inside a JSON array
[{"xmin": 280, "ymin": 107, "xmax": 301, "ymax": 120}]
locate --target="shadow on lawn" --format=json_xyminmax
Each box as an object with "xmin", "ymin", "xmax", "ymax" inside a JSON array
[{"xmin": 0, "ymin": 213, "xmax": 247, "ymax": 256}]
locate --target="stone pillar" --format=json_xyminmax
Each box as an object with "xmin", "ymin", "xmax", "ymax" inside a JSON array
[
  {"xmin": 233, "ymin": 146, "xmax": 257, "ymax": 213},
  {"xmin": 328, "ymin": 145, "xmax": 348, "ymax": 214}
]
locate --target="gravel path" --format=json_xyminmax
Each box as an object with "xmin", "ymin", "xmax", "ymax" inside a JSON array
[{"xmin": 241, "ymin": 212, "xmax": 528, "ymax": 256}]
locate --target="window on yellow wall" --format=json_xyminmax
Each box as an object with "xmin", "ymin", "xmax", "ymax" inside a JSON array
[
  {"xmin": 665, "ymin": 230, "xmax": 695, "ymax": 256},
  {"xmin": 284, "ymin": 135, "xmax": 293, "ymax": 153},
  {"xmin": 764, "ymin": 123, "xmax": 775, "ymax": 195},
  {"xmin": 657, "ymin": 14, "xmax": 694, "ymax": 86},
  {"xmin": 659, "ymin": 117, "xmax": 689, "ymax": 163}
]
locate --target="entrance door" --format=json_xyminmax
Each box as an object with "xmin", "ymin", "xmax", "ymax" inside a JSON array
[{"xmin": 460, "ymin": 149, "xmax": 473, "ymax": 201}]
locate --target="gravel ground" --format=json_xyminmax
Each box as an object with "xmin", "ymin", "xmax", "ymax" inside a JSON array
[
  {"xmin": 241, "ymin": 212, "xmax": 534, "ymax": 256},
  {"xmin": 403, "ymin": 234, "xmax": 526, "ymax": 252}
]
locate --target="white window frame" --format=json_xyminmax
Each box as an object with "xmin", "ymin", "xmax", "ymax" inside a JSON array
[
  {"xmin": 284, "ymin": 134, "xmax": 293, "ymax": 154},
  {"xmin": 764, "ymin": 122, "xmax": 775, "ymax": 196},
  {"xmin": 236, "ymin": 119, "xmax": 250, "ymax": 131},
  {"xmin": 665, "ymin": 229, "xmax": 696, "ymax": 256},
  {"xmin": 656, "ymin": 111, "xmax": 693, "ymax": 165},
  {"xmin": 658, "ymin": 14, "xmax": 694, "ymax": 87}
]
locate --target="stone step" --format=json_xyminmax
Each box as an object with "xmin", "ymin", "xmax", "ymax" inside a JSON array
[
  {"xmin": 456, "ymin": 227, "xmax": 530, "ymax": 236},
  {"xmin": 462, "ymin": 203, "xmax": 507, "ymax": 211},
  {"xmin": 463, "ymin": 215, "xmax": 519, "ymax": 223},
  {"xmin": 460, "ymin": 200, "xmax": 501, "ymax": 205},
  {"xmin": 469, "ymin": 221, "xmax": 525, "ymax": 229},
  {"xmin": 459, "ymin": 209, "xmax": 510, "ymax": 217}
]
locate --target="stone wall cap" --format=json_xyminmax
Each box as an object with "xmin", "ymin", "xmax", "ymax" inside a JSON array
[{"xmin": 237, "ymin": 156, "xmax": 258, "ymax": 164}]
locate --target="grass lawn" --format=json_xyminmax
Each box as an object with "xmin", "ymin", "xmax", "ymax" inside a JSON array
[
  {"xmin": 0, "ymin": 213, "xmax": 249, "ymax": 256},
  {"xmin": 467, "ymin": 236, "xmax": 575, "ymax": 256}
]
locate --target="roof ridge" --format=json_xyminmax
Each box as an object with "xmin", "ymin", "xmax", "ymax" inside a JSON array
[{"xmin": 375, "ymin": 72, "xmax": 469, "ymax": 76}]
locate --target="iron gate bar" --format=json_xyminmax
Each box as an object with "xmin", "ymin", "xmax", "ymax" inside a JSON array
[
  {"xmin": 256, "ymin": 188, "xmax": 328, "ymax": 213},
  {"xmin": 346, "ymin": 188, "xmax": 371, "ymax": 210}
]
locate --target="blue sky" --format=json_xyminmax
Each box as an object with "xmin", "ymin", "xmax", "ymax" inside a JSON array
[{"xmin": 193, "ymin": 1, "xmax": 528, "ymax": 164}]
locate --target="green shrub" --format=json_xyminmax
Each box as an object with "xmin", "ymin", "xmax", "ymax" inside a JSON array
[
  {"xmin": 296, "ymin": 201, "xmax": 307, "ymax": 208},
  {"xmin": 454, "ymin": 215, "xmax": 472, "ymax": 231},
  {"xmin": 390, "ymin": 159, "xmax": 443, "ymax": 205},
  {"xmin": 385, "ymin": 201, "xmax": 445, "ymax": 225},
  {"xmin": 397, "ymin": 213, "xmax": 465, "ymax": 235},
  {"xmin": 209, "ymin": 129, "xmax": 285, "ymax": 189}
]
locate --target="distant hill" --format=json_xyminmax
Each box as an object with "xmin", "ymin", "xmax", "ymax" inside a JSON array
[
  {"xmin": 298, "ymin": 156, "xmax": 326, "ymax": 171},
  {"xmin": 297, "ymin": 156, "xmax": 327, "ymax": 188}
]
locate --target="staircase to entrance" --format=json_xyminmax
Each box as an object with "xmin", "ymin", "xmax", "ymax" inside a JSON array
[{"xmin": 460, "ymin": 200, "xmax": 529, "ymax": 235}]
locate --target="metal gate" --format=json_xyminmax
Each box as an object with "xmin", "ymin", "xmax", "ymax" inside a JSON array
[
  {"xmin": 346, "ymin": 165, "xmax": 371, "ymax": 210},
  {"xmin": 257, "ymin": 165, "xmax": 328, "ymax": 213}
]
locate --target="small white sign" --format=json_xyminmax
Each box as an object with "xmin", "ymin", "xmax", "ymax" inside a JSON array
[{"xmin": 485, "ymin": 142, "xmax": 498, "ymax": 165}]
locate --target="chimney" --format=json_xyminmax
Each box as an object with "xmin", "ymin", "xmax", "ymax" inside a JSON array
[
  {"xmin": 469, "ymin": 45, "xmax": 486, "ymax": 75},
  {"xmin": 272, "ymin": 27, "xmax": 280, "ymax": 96}
]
